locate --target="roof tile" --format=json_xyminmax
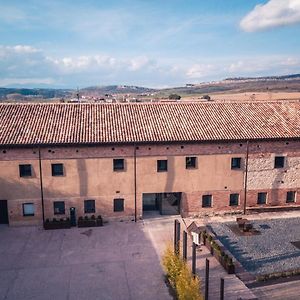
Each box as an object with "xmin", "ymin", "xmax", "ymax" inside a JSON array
[{"xmin": 0, "ymin": 102, "xmax": 299, "ymax": 146}]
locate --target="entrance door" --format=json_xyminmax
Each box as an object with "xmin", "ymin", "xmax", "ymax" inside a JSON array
[
  {"xmin": 142, "ymin": 193, "xmax": 181, "ymax": 216},
  {"xmin": 0, "ymin": 200, "xmax": 9, "ymax": 224}
]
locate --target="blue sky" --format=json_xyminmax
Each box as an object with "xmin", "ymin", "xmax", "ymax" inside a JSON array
[{"xmin": 0, "ymin": 0, "xmax": 300, "ymax": 88}]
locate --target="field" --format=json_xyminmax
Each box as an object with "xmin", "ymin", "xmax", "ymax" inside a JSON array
[{"xmin": 182, "ymin": 92, "xmax": 300, "ymax": 102}]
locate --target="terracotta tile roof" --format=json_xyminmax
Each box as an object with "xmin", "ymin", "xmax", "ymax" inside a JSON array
[{"xmin": 0, "ymin": 102, "xmax": 299, "ymax": 146}]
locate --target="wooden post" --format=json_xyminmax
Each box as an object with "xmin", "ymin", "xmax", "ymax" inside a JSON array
[
  {"xmin": 183, "ymin": 231, "xmax": 187, "ymax": 261},
  {"xmin": 192, "ymin": 242, "xmax": 196, "ymax": 275},
  {"xmin": 205, "ymin": 258, "xmax": 209, "ymax": 300},
  {"xmin": 220, "ymin": 277, "xmax": 224, "ymax": 300},
  {"xmin": 174, "ymin": 220, "xmax": 180, "ymax": 255}
]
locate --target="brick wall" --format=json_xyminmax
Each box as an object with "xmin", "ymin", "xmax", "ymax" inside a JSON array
[{"xmin": 1, "ymin": 139, "xmax": 300, "ymax": 225}]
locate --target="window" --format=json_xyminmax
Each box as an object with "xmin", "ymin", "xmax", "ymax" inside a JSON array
[
  {"xmin": 286, "ymin": 191, "xmax": 296, "ymax": 203},
  {"xmin": 19, "ymin": 164, "xmax": 32, "ymax": 177},
  {"xmin": 157, "ymin": 160, "xmax": 168, "ymax": 172},
  {"xmin": 113, "ymin": 159, "xmax": 124, "ymax": 171},
  {"xmin": 51, "ymin": 163, "xmax": 64, "ymax": 176},
  {"xmin": 186, "ymin": 157, "xmax": 197, "ymax": 169},
  {"xmin": 202, "ymin": 195, "xmax": 212, "ymax": 208},
  {"xmin": 53, "ymin": 201, "xmax": 65, "ymax": 215},
  {"xmin": 257, "ymin": 192, "xmax": 267, "ymax": 204},
  {"xmin": 231, "ymin": 158, "xmax": 241, "ymax": 169},
  {"xmin": 274, "ymin": 156, "xmax": 285, "ymax": 168},
  {"xmin": 229, "ymin": 193, "xmax": 239, "ymax": 206},
  {"xmin": 114, "ymin": 198, "xmax": 124, "ymax": 212},
  {"xmin": 23, "ymin": 203, "xmax": 34, "ymax": 216},
  {"xmin": 84, "ymin": 200, "xmax": 95, "ymax": 213}
]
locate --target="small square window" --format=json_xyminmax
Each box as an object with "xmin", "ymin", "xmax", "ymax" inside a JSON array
[
  {"xmin": 113, "ymin": 159, "xmax": 124, "ymax": 171},
  {"xmin": 84, "ymin": 200, "xmax": 95, "ymax": 213},
  {"xmin": 286, "ymin": 191, "xmax": 296, "ymax": 203},
  {"xmin": 19, "ymin": 164, "xmax": 32, "ymax": 177},
  {"xmin": 257, "ymin": 192, "xmax": 267, "ymax": 204},
  {"xmin": 202, "ymin": 195, "xmax": 212, "ymax": 208},
  {"xmin": 52, "ymin": 163, "xmax": 64, "ymax": 176},
  {"xmin": 157, "ymin": 160, "xmax": 168, "ymax": 172},
  {"xmin": 274, "ymin": 156, "xmax": 285, "ymax": 168},
  {"xmin": 186, "ymin": 157, "xmax": 197, "ymax": 169},
  {"xmin": 23, "ymin": 203, "xmax": 34, "ymax": 216},
  {"xmin": 114, "ymin": 198, "xmax": 124, "ymax": 212},
  {"xmin": 231, "ymin": 158, "xmax": 241, "ymax": 169},
  {"xmin": 53, "ymin": 201, "xmax": 65, "ymax": 215},
  {"xmin": 229, "ymin": 193, "xmax": 239, "ymax": 206}
]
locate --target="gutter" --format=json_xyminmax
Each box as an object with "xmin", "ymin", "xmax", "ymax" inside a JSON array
[
  {"xmin": 133, "ymin": 144, "xmax": 137, "ymax": 222},
  {"xmin": 243, "ymin": 140, "xmax": 250, "ymax": 215},
  {"xmin": 38, "ymin": 147, "xmax": 45, "ymax": 226}
]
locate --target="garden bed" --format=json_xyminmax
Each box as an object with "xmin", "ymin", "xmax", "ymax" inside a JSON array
[
  {"xmin": 202, "ymin": 229, "xmax": 236, "ymax": 274},
  {"xmin": 209, "ymin": 218, "xmax": 300, "ymax": 279}
]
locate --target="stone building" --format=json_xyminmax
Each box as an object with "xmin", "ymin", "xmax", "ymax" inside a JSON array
[{"xmin": 0, "ymin": 102, "xmax": 299, "ymax": 226}]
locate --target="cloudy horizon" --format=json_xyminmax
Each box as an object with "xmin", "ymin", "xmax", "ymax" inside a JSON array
[{"xmin": 1, "ymin": 0, "xmax": 300, "ymax": 88}]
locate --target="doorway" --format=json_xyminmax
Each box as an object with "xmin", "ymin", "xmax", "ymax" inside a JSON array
[
  {"xmin": 0, "ymin": 200, "xmax": 9, "ymax": 224},
  {"xmin": 142, "ymin": 193, "xmax": 181, "ymax": 216}
]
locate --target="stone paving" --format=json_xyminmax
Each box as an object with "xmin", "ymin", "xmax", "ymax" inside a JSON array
[
  {"xmin": 142, "ymin": 214, "xmax": 257, "ymax": 300},
  {"xmin": 1, "ymin": 210, "xmax": 300, "ymax": 300},
  {"xmin": 209, "ymin": 218, "xmax": 300, "ymax": 276},
  {"xmin": 0, "ymin": 222, "xmax": 171, "ymax": 300}
]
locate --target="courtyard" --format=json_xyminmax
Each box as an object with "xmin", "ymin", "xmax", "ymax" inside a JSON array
[
  {"xmin": 209, "ymin": 217, "xmax": 300, "ymax": 277},
  {"xmin": 0, "ymin": 221, "xmax": 171, "ymax": 300}
]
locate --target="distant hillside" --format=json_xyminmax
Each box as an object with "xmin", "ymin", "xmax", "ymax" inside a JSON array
[
  {"xmin": 1, "ymin": 73, "xmax": 300, "ymax": 101},
  {"xmin": 225, "ymin": 74, "xmax": 300, "ymax": 81},
  {"xmin": 0, "ymin": 88, "xmax": 72, "ymax": 100},
  {"xmin": 160, "ymin": 73, "xmax": 300, "ymax": 97},
  {"xmin": 81, "ymin": 85, "xmax": 156, "ymax": 95}
]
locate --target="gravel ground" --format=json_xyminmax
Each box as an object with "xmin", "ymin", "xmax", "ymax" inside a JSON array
[{"xmin": 209, "ymin": 217, "xmax": 300, "ymax": 276}]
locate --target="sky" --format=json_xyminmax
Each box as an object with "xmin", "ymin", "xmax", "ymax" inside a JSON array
[{"xmin": 0, "ymin": 0, "xmax": 300, "ymax": 88}]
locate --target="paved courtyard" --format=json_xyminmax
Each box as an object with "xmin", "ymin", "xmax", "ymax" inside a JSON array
[
  {"xmin": 209, "ymin": 217, "xmax": 300, "ymax": 276},
  {"xmin": 0, "ymin": 222, "xmax": 171, "ymax": 300}
]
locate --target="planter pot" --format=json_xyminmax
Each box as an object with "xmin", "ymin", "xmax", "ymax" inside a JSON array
[
  {"xmin": 78, "ymin": 219, "xmax": 102, "ymax": 228},
  {"xmin": 96, "ymin": 217, "xmax": 103, "ymax": 226},
  {"xmin": 226, "ymin": 264, "xmax": 235, "ymax": 274},
  {"xmin": 44, "ymin": 220, "xmax": 71, "ymax": 230}
]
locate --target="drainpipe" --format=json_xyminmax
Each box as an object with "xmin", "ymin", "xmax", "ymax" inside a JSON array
[
  {"xmin": 133, "ymin": 144, "xmax": 137, "ymax": 222},
  {"xmin": 243, "ymin": 140, "xmax": 250, "ymax": 215},
  {"xmin": 38, "ymin": 146, "xmax": 45, "ymax": 226}
]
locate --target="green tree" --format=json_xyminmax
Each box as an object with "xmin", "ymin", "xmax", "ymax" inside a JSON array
[{"xmin": 169, "ymin": 94, "xmax": 181, "ymax": 100}]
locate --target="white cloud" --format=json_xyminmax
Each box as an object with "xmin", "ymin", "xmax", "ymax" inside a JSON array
[
  {"xmin": 240, "ymin": 0, "xmax": 300, "ymax": 32},
  {"xmin": 186, "ymin": 64, "xmax": 217, "ymax": 79},
  {"xmin": 1, "ymin": 44, "xmax": 300, "ymax": 87}
]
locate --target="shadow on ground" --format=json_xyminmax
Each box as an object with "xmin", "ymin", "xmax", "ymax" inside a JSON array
[{"xmin": 0, "ymin": 221, "xmax": 172, "ymax": 300}]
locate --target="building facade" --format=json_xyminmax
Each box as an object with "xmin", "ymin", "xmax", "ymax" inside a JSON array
[{"xmin": 0, "ymin": 102, "xmax": 299, "ymax": 226}]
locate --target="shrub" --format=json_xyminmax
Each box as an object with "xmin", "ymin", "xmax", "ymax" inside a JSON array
[
  {"xmin": 162, "ymin": 245, "xmax": 183, "ymax": 288},
  {"xmin": 162, "ymin": 245, "xmax": 203, "ymax": 300},
  {"xmin": 168, "ymin": 94, "xmax": 181, "ymax": 100},
  {"xmin": 177, "ymin": 264, "xmax": 202, "ymax": 300}
]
